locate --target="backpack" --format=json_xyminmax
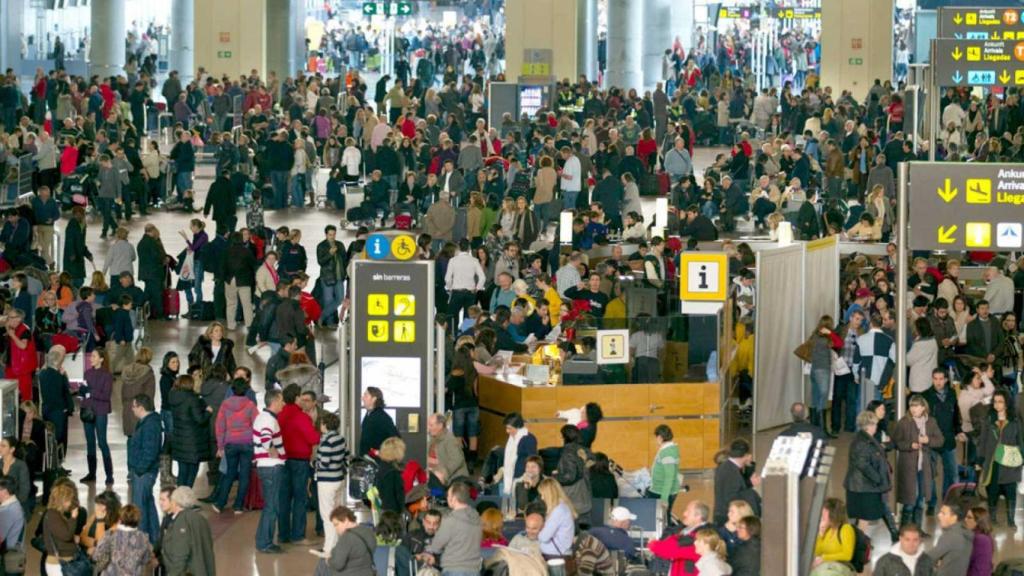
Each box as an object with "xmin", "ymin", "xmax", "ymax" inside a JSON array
[{"xmin": 848, "ymin": 524, "xmax": 871, "ymax": 573}]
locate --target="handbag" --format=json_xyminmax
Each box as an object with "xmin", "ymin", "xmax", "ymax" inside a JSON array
[
  {"xmin": 994, "ymin": 444, "xmax": 1024, "ymax": 468},
  {"xmin": 831, "ymin": 350, "xmax": 851, "ymax": 376},
  {"xmin": 47, "ymin": 524, "xmax": 94, "ymax": 576},
  {"xmin": 3, "ymin": 548, "xmax": 25, "ymax": 574},
  {"xmin": 793, "ymin": 335, "xmax": 815, "ymax": 363},
  {"xmin": 79, "ymin": 404, "xmax": 96, "ymax": 424}
]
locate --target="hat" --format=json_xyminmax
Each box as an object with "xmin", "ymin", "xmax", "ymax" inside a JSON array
[
  {"xmin": 610, "ymin": 507, "xmax": 637, "ymax": 522},
  {"xmin": 855, "ymin": 288, "xmax": 872, "ymax": 298},
  {"xmin": 405, "ymin": 484, "xmax": 430, "ymax": 505}
]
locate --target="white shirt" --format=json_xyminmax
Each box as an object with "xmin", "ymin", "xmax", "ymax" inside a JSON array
[
  {"xmin": 445, "ymin": 251, "xmax": 487, "ymax": 292},
  {"xmin": 341, "ymin": 146, "xmax": 361, "ymax": 177},
  {"xmin": 560, "ymin": 155, "xmax": 582, "ymax": 192}
]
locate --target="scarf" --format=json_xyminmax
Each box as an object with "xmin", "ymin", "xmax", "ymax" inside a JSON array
[
  {"xmin": 264, "ymin": 261, "xmax": 279, "ymax": 286},
  {"xmin": 503, "ymin": 427, "xmax": 529, "ymax": 495},
  {"xmin": 913, "ymin": 415, "xmax": 928, "ymax": 470}
]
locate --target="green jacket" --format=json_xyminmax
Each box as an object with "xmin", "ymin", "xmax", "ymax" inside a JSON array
[
  {"xmin": 649, "ymin": 441, "xmax": 680, "ymax": 501},
  {"xmin": 162, "ymin": 507, "xmax": 216, "ymax": 576}
]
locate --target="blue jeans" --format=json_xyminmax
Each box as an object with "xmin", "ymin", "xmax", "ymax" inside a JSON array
[
  {"xmin": 131, "ymin": 471, "xmax": 159, "ymax": 543},
  {"xmin": 270, "ymin": 171, "xmax": 289, "ymax": 209},
  {"xmin": 318, "ymin": 281, "xmax": 344, "ymax": 324},
  {"xmin": 810, "ymin": 369, "xmax": 831, "ymax": 412},
  {"xmin": 177, "ymin": 461, "xmax": 200, "ymax": 488},
  {"xmin": 214, "ymin": 444, "xmax": 253, "ymax": 509},
  {"xmin": 83, "ymin": 414, "xmax": 114, "ymax": 483},
  {"xmin": 278, "ymin": 459, "xmax": 311, "ymax": 542},
  {"xmin": 175, "ymin": 171, "xmax": 193, "ymax": 201},
  {"xmin": 701, "ymin": 200, "xmax": 718, "ymax": 220},
  {"xmin": 185, "ymin": 259, "xmax": 205, "ymax": 309},
  {"xmin": 256, "ymin": 465, "xmax": 284, "ymax": 550},
  {"xmin": 929, "ymin": 447, "xmax": 958, "ymax": 508},
  {"xmin": 562, "ymin": 190, "xmax": 579, "ymax": 211},
  {"xmin": 290, "ymin": 174, "xmax": 306, "ymax": 207},
  {"xmin": 904, "ymin": 469, "xmax": 927, "ymax": 517},
  {"xmin": 97, "ymin": 197, "xmax": 117, "ymax": 237}
]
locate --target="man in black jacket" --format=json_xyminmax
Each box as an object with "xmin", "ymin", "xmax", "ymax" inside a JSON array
[
  {"xmin": 274, "ymin": 286, "xmax": 311, "ymax": 358},
  {"xmin": 366, "ymin": 169, "xmax": 392, "ymax": 225},
  {"xmin": 315, "ymin": 225, "xmax": 346, "ymax": 328},
  {"xmin": 204, "ymin": 170, "xmax": 237, "ymax": 235},
  {"xmin": 137, "ymin": 224, "xmax": 168, "ymax": 319},
  {"xmin": 712, "ymin": 438, "xmax": 761, "ymax": 526},
  {"xmin": 591, "ymin": 168, "xmax": 624, "ymax": 231},
  {"xmin": 223, "ymin": 232, "xmax": 257, "ymax": 331},
  {"xmin": 923, "ymin": 368, "xmax": 963, "ymax": 515},
  {"xmin": 265, "ymin": 131, "xmax": 294, "ymax": 209},
  {"xmin": 679, "ymin": 205, "xmax": 718, "ymax": 241}
]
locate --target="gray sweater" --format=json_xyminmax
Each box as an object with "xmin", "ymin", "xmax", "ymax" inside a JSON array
[
  {"xmin": 329, "ymin": 524, "xmax": 376, "ymax": 575},
  {"xmin": 930, "ymin": 522, "xmax": 973, "ymax": 576},
  {"xmin": 426, "ymin": 506, "xmax": 482, "ymax": 573},
  {"xmin": 103, "ymin": 239, "xmax": 136, "ymax": 277}
]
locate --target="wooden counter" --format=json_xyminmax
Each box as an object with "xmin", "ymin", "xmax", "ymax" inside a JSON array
[{"xmin": 478, "ymin": 374, "xmax": 721, "ymax": 471}]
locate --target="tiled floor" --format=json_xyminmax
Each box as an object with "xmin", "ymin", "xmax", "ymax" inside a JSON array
[{"xmin": 21, "ymin": 148, "xmax": 1024, "ymax": 574}]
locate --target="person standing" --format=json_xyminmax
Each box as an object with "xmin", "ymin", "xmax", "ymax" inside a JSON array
[
  {"xmin": 358, "ymin": 387, "xmax": 399, "ymax": 457},
  {"xmin": 81, "ymin": 349, "xmax": 114, "ymax": 486},
  {"xmin": 312, "ymin": 412, "xmax": 348, "ymax": 558},
  {"xmin": 37, "ymin": 346, "xmax": 71, "ymax": 458},
  {"xmin": 137, "ymin": 224, "xmax": 168, "ymax": 319},
  {"xmin": 923, "ymin": 367, "xmax": 963, "ymax": 516},
  {"xmin": 169, "ymin": 131, "xmax": 195, "ymax": 203},
  {"xmin": 6, "ymin": 311, "xmax": 38, "ymax": 407},
  {"xmin": 930, "ymin": 503, "xmax": 974, "ymax": 576},
  {"xmin": 127, "ymin": 394, "xmax": 162, "ymax": 545},
  {"xmin": 559, "ymin": 146, "xmax": 582, "ymax": 211},
  {"xmin": 30, "ymin": 185, "xmax": 59, "ymax": 269},
  {"xmin": 894, "ymin": 395, "xmax": 945, "ymax": 530},
  {"xmin": 872, "ymin": 524, "xmax": 935, "ymax": 576},
  {"xmin": 965, "ymin": 507, "xmax": 994, "ymax": 576},
  {"xmin": 713, "ymin": 439, "xmax": 761, "ymax": 526},
  {"xmin": 277, "ymin": 384, "xmax": 320, "ymax": 545},
  {"xmin": 211, "ymin": 379, "xmax": 258, "ymax": 515},
  {"xmin": 978, "ymin": 388, "xmax": 1022, "ymax": 527},
  {"xmin": 63, "ymin": 206, "xmax": 93, "ymax": 289},
  {"xmin": 845, "ymin": 410, "xmax": 898, "ymax": 543},
  {"xmin": 160, "ymin": 487, "xmax": 216, "ymax": 576},
  {"xmin": 254, "ymin": 389, "xmax": 287, "ymax": 554},
  {"xmin": 315, "ymin": 225, "xmax": 346, "ymax": 328},
  {"xmin": 167, "ymin": 375, "xmax": 212, "ymax": 489},
  {"xmin": 223, "ymin": 232, "xmax": 257, "ymax": 331}
]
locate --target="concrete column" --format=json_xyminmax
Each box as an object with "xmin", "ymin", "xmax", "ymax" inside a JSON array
[
  {"xmin": 606, "ymin": 0, "xmax": 643, "ymax": 92},
  {"xmin": 672, "ymin": 0, "xmax": 695, "ymax": 58},
  {"xmin": 643, "ymin": 0, "xmax": 672, "ymax": 89},
  {"xmin": 89, "ymin": 0, "xmax": 127, "ymax": 78},
  {"xmin": 0, "ymin": 0, "xmax": 25, "ymax": 74},
  {"xmin": 576, "ymin": 0, "xmax": 597, "ymax": 82},
  {"xmin": 170, "ymin": 0, "xmax": 195, "ymax": 84},
  {"xmin": 266, "ymin": 0, "xmax": 306, "ymax": 78}
]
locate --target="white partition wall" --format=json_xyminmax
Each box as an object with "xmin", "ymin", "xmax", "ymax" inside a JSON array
[
  {"xmin": 804, "ymin": 236, "xmax": 841, "ymax": 335},
  {"xmin": 754, "ymin": 244, "xmax": 806, "ymax": 432}
]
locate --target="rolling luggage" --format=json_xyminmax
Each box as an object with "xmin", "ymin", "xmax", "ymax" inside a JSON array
[
  {"xmin": 163, "ymin": 289, "xmax": 181, "ymax": 318},
  {"xmin": 394, "ymin": 213, "xmax": 413, "ymax": 230}
]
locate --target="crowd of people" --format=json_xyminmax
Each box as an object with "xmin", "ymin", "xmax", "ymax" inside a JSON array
[{"xmin": 0, "ymin": 3, "xmax": 1023, "ymax": 572}]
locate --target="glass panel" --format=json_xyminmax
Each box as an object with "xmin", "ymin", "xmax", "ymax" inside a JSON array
[{"xmin": 1, "ymin": 385, "xmax": 16, "ymax": 439}]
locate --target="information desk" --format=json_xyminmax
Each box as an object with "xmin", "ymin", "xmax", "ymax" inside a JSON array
[{"xmin": 478, "ymin": 373, "xmax": 721, "ymax": 471}]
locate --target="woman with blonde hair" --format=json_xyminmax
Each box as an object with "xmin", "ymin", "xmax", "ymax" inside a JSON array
[
  {"xmin": 865, "ymin": 184, "xmax": 892, "ymax": 239},
  {"xmin": 694, "ymin": 528, "xmax": 733, "ymax": 576},
  {"xmin": 188, "ymin": 321, "xmax": 237, "ymax": 374},
  {"xmin": 374, "ymin": 437, "xmax": 406, "ymax": 514},
  {"xmin": 718, "ymin": 500, "xmax": 755, "ymax": 553},
  {"xmin": 537, "ymin": 478, "xmax": 576, "ymax": 561},
  {"xmin": 42, "ymin": 482, "xmax": 80, "ymax": 575},
  {"xmin": 90, "ymin": 270, "xmax": 110, "ymax": 306}
]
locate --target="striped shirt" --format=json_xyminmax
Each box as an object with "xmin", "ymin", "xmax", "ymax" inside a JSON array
[
  {"xmin": 253, "ymin": 409, "xmax": 286, "ymax": 467},
  {"xmin": 315, "ymin": 430, "xmax": 350, "ymax": 482}
]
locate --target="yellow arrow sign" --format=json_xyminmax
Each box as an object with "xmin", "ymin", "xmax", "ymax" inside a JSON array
[
  {"xmin": 954, "ymin": 12, "xmax": 963, "ymax": 24},
  {"xmin": 952, "ymin": 46, "xmax": 963, "ymax": 61},
  {"xmin": 937, "ymin": 178, "xmax": 958, "ymax": 203},
  {"xmin": 938, "ymin": 225, "xmax": 958, "ymax": 245},
  {"xmin": 1001, "ymin": 70, "xmax": 1012, "ymax": 83}
]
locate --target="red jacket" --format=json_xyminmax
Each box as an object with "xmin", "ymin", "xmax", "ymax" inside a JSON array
[
  {"xmin": 649, "ymin": 530, "xmax": 701, "ymax": 576},
  {"xmin": 278, "ymin": 403, "xmax": 320, "ymax": 460}
]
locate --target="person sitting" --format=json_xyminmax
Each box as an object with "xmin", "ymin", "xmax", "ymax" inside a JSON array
[
  {"xmin": 729, "ymin": 516, "xmax": 762, "ymax": 576},
  {"xmin": 480, "ymin": 508, "xmax": 508, "ymax": 548},
  {"xmin": 537, "ymin": 478, "xmax": 576, "ymax": 563},
  {"xmin": 589, "ymin": 452, "xmax": 618, "ymax": 500},
  {"xmin": 648, "ymin": 500, "xmax": 713, "ymax": 575},
  {"xmin": 512, "ymin": 455, "xmax": 546, "ymax": 515},
  {"xmin": 426, "ymin": 412, "xmax": 468, "ymax": 489},
  {"xmin": 418, "ymin": 482, "xmax": 483, "ymax": 574},
  {"xmin": 590, "ymin": 506, "xmax": 639, "ymax": 561},
  {"xmin": 508, "ymin": 505, "xmax": 545, "ymax": 557}
]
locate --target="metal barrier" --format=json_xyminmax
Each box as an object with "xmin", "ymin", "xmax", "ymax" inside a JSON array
[
  {"xmin": 231, "ymin": 124, "xmax": 243, "ymax": 144},
  {"xmin": 158, "ymin": 112, "xmax": 174, "ymax": 147}
]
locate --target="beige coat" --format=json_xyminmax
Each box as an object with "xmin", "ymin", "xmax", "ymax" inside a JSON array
[{"xmin": 534, "ymin": 166, "xmax": 558, "ymax": 204}]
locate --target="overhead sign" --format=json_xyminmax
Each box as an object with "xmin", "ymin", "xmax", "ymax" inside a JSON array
[
  {"xmin": 679, "ymin": 253, "xmax": 729, "ymax": 302},
  {"xmin": 908, "ymin": 162, "xmax": 1024, "ymax": 251},
  {"xmin": 933, "ymin": 38, "xmax": 1024, "ymax": 86},
  {"xmin": 939, "ymin": 7, "xmax": 1024, "ymax": 40},
  {"xmin": 719, "ymin": 6, "xmax": 754, "ymax": 19},
  {"xmin": 351, "ymin": 260, "xmax": 434, "ymax": 462},
  {"xmin": 769, "ymin": 3, "xmax": 821, "ymax": 20},
  {"xmin": 362, "ymin": 1, "xmax": 413, "ymax": 16},
  {"xmin": 596, "ymin": 329, "xmax": 630, "ymax": 365}
]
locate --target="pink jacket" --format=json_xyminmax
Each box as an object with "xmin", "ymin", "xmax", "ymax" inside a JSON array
[{"xmin": 215, "ymin": 395, "xmax": 258, "ymax": 449}]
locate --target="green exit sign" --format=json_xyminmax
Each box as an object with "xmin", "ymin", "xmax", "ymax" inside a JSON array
[
  {"xmin": 848, "ymin": 57, "xmax": 863, "ymax": 65},
  {"xmin": 217, "ymin": 51, "xmax": 233, "ymax": 59},
  {"xmin": 362, "ymin": 1, "xmax": 413, "ymax": 16}
]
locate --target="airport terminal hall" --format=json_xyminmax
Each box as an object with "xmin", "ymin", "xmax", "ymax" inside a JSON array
[{"xmin": 6, "ymin": 0, "xmax": 1024, "ymax": 574}]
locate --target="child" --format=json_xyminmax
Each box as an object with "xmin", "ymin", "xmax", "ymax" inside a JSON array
[
  {"xmin": 693, "ymin": 528, "xmax": 733, "ymax": 576},
  {"xmin": 110, "ymin": 294, "xmax": 134, "ymax": 346}
]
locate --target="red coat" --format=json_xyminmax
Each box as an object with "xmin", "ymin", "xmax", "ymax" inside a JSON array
[
  {"xmin": 300, "ymin": 292, "xmax": 322, "ymax": 325},
  {"xmin": 278, "ymin": 403, "xmax": 320, "ymax": 460},
  {"xmin": 649, "ymin": 531, "xmax": 701, "ymax": 576},
  {"xmin": 99, "ymin": 85, "xmax": 115, "ymax": 119},
  {"xmin": 402, "ymin": 460, "xmax": 427, "ymax": 492}
]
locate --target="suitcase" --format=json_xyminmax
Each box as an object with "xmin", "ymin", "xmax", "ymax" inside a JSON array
[
  {"xmin": 945, "ymin": 482, "xmax": 979, "ymax": 507},
  {"xmin": 657, "ymin": 171, "xmax": 670, "ymax": 195},
  {"xmin": 243, "ymin": 466, "xmax": 264, "ymax": 510},
  {"xmin": 346, "ymin": 206, "xmax": 370, "ymax": 223},
  {"xmin": 163, "ymin": 289, "xmax": 181, "ymax": 318},
  {"xmin": 394, "ymin": 213, "xmax": 413, "ymax": 230}
]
